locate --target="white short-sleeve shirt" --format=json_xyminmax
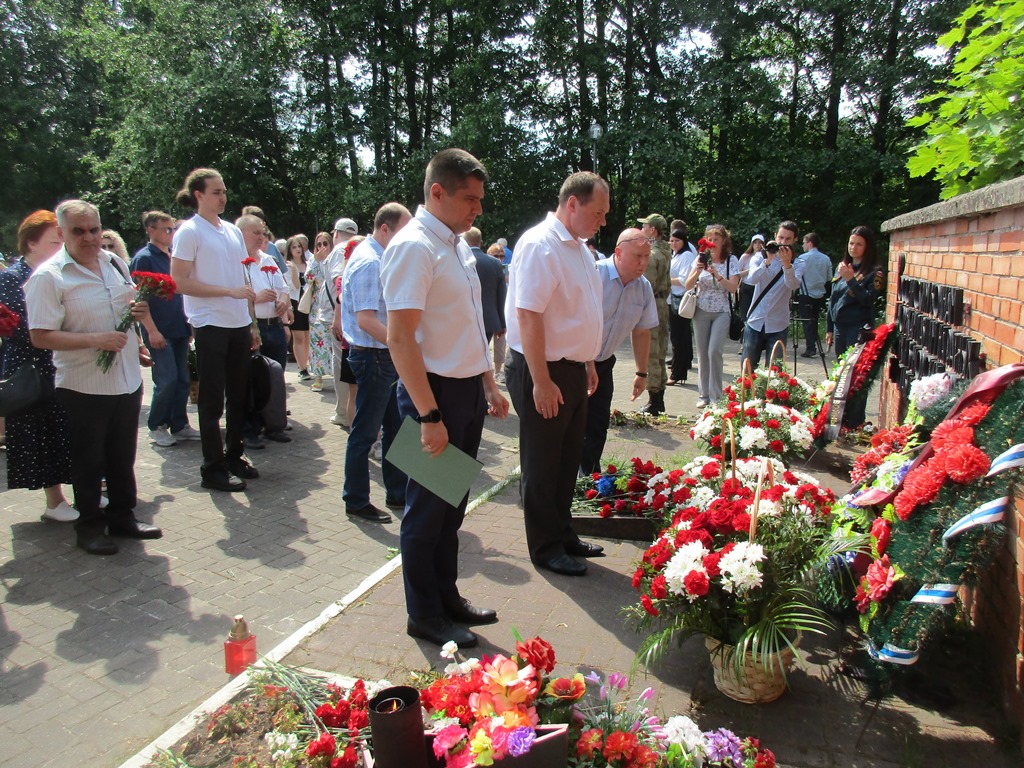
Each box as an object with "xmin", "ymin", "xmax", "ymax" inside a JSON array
[
  {"xmin": 381, "ymin": 206, "xmax": 490, "ymax": 378},
  {"xmin": 505, "ymin": 212, "xmax": 603, "ymax": 362},
  {"xmin": 171, "ymin": 215, "xmax": 251, "ymax": 329},
  {"xmin": 24, "ymin": 248, "xmax": 142, "ymax": 395},
  {"xmin": 250, "ymin": 252, "xmax": 288, "ymax": 319}
]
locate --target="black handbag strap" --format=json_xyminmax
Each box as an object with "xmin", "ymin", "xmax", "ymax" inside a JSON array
[{"xmin": 747, "ymin": 267, "xmax": 785, "ymax": 318}]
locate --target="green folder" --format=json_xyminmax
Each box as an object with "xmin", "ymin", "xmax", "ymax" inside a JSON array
[{"xmin": 384, "ymin": 416, "xmax": 484, "ymax": 507}]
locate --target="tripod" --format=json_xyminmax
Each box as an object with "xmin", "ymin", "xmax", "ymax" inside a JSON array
[{"xmin": 790, "ymin": 299, "xmax": 830, "ymax": 376}]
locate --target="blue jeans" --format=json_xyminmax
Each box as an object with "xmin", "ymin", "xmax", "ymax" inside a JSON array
[
  {"xmin": 147, "ymin": 336, "xmax": 191, "ymax": 432},
  {"xmin": 342, "ymin": 348, "xmax": 406, "ymax": 511},
  {"xmin": 742, "ymin": 324, "xmax": 789, "ymax": 370}
]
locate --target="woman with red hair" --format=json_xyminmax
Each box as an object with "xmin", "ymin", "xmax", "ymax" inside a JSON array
[{"xmin": 0, "ymin": 211, "xmax": 76, "ymax": 520}]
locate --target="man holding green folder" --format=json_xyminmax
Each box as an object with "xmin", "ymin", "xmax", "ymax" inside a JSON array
[{"xmin": 383, "ymin": 148, "xmax": 509, "ymax": 648}]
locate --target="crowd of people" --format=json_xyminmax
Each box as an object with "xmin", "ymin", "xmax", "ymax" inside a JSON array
[{"xmin": 0, "ymin": 148, "xmax": 884, "ymax": 648}]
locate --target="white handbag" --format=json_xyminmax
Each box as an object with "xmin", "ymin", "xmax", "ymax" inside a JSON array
[{"xmin": 677, "ymin": 288, "xmax": 698, "ymax": 319}]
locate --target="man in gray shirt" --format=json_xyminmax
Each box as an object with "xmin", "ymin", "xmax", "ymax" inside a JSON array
[
  {"xmin": 797, "ymin": 232, "xmax": 832, "ymax": 358},
  {"xmin": 742, "ymin": 220, "xmax": 804, "ymax": 369}
]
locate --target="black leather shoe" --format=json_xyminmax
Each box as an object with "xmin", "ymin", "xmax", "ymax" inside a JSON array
[
  {"xmin": 801, "ymin": 350, "xmax": 817, "ymax": 358},
  {"xmin": 227, "ymin": 457, "xmax": 259, "ymax": 479},
  {"xmin": 407, "ymin": 616, "xmax": 478, "ymax": 647},
  {"xmin": 201, "ymin": 465, "xmax": 246, "ymax": 492},
  {"xmin": 77, "ymin": 531, "xmax": 118, "ymax": 556},
  {"xmin": 539, "ymin": 553, "xmax": 587, "ymax": 576},
  {"xmin": 346, "ymin": 504, "xmax": 392, "ymax": 523},
  {"xmin": 566, "ymin": 540, "xmax": 605, "ymax": 558},
  {"xmin": 264, "ymin": 431, "xmax": 292, "ymax": 443},
  {"xmin": 108, "ymin": 519, "xmax": 163, "ymax": 539},
  {"xmin": 445, "ymin": 598, "xmax": 498, "ymax": 625},
  {"xmin": 384, "ymin": 498, "xmax": 406, "ymax": 511}
]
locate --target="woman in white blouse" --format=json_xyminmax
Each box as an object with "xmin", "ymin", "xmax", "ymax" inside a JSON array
[{"xmin": 684, "ymin": 224, "xmax": 740, "ymax": 407}]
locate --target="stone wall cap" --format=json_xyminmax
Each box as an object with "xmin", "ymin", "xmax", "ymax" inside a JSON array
[{"xmin": 882, "ymin": 175, "xmax": 1024, "ymax": 233}]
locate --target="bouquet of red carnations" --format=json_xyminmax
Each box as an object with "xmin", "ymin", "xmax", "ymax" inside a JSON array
[
  {"xmin": 0, "ymin": 303, "xmax": 20, "ymax": 338},
  {"xmin": 97, "ymin": 271, "xmax": 176, "ymax": 372}
]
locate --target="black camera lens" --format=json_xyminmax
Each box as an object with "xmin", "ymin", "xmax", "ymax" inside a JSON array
[{"xmin": 764, "ymin": 241, "xmax": 780, "ymax": 254}]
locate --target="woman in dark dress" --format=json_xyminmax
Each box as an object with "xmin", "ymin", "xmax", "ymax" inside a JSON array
[
  {"xmin": 286, "ymin": 235, "xmax": 311, "ymax": 379},
  {"xmin": 0, "ymin": 211, "xmax": 75, "ymax": 520}
]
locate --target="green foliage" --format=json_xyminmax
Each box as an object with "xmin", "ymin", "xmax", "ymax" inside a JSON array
[
  {"xmin": 0, "ymin": 0, "xmax": 971, "ymax": 255},
  {"xmin": 907, "ymin": 0, "xmax": 1024, "ymax": 198}
]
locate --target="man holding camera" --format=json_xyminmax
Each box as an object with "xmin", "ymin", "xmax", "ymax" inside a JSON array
[{"xmin": 742, "ymin": 220, "xmax": 804, "ymax": 369}]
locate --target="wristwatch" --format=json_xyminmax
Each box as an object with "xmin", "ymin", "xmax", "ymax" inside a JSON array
[{"xmin": 415, "ymin": 408, "xmax": 443, "ymax": 424}]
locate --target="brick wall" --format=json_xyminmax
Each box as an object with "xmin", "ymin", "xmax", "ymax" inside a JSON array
[{"xmin": 881, "ymin": 177, "xmax": 1024, "ymax": 734}]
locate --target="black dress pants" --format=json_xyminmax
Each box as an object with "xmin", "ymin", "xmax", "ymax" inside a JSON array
[
  {"xmin": 193, "ymin": 324, "xmax": 252, "ymax": 469},
  {"xmin": 580, "ymin": 356, "xmax": 615, "ymax": 475},
  {"xmin": 505, "ymin": 349, "xmax": 588, "ymax": 564},
  {"xmin": 397, "ymin": 374, "xmax": 486, "ymax": 620},
  {"xmin": 57, "ymin": 386, "xmax": 142, "ymax": 534},
  {"xmin": 668, "ymin": 308, "xmax": 693, "ymax": 381}
]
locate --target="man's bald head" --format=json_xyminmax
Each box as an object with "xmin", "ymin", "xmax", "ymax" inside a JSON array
[
  {"xmin": 464, "ymin": 227, "xmax": 483, "ymax": 247},
  {"xmin": 614, "ymin": 228, "xmax": 651, "ymax": 285}
]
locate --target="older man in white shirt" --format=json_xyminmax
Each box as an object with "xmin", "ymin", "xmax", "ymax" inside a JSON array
[
  {"xmin": 505, "ymin": 171, "xmax": 609, "ymax": 577},
  {"xmin": 26, "ymin": 200, "xmax": 162, "ymax": 555}
]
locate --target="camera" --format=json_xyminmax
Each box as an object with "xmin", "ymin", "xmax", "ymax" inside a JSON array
[
  {"xmin": 764, "ymin": 241, "xmax": 781, "ymax": 254},
  {"xmin": 698, "ymin": 251, "xmax": 711, "ymax": 266}
]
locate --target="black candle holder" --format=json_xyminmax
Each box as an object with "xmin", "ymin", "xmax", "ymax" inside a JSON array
[{"xmin": 367, "ymin": 685, "xmax": 428, "ymax": 768}]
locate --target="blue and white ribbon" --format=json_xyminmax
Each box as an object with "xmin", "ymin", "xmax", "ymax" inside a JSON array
[
  {"xmin": 942, "ymin": 496, "xmax": 1010, "ymax": 541},
  {"xmin": 866, "ymin": 640, "xmax": 919, "ymax": 666},
  {"xmin": 985, "ymin": 443, "xmax": 1024, "ymax": 477},
  {"xmin": 910, "ymin": 583, "xmax": 959, "ymax": 605}
]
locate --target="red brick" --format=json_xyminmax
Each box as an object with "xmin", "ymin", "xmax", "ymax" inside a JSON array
[
  {"xmin": 976, "ymin": 314, "xmax": 996, "ymax": 337},
  {"xmin": 983, "ymin": 275, "xmax": 1001, "ymax": 294},
  {"xmin": 968, "ymin": 217, "xmax": 980, "ymax": 233},
  {"xmin": 951, "ymin": 254, "xmax": 966, "ymax": 270},
  {"xmin": 957, "ymin": 218, "xmax": 971, "ymax": 233},
  {"xmin": 968, "ymin": 273, "xmax": 985, "ymax": 291},
  {"xmin": 976, "ymin": 254, "xmax": 993, "ymax": 273},
  {"xmin": 999, "ymin": 231, "xmax": 1023, "ymax": 252},
  {"xmin": 963, "ymin": 254, "xmax": 980, "ymax": 272},
  {"xmin": 1000, "ymin": 277, "xmax": 1020, "ymax": 298}
]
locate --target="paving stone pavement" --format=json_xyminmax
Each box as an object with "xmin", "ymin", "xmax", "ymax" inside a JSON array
[{"xmin": 1, "ymin": 337, "xmax": 1017, "ymax": 767}]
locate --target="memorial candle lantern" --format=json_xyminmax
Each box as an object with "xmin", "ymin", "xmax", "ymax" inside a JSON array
[
  {"xmin": 367, "ymin": 685, "xmax": 428, "ymax": 768},
  {"xmin": 223, "ymin": 615, "xmax": 257, "ymax": 675}
]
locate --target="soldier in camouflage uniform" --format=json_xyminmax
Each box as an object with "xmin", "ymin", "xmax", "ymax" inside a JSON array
[{"xmin": 637, "ymin": 214, "xmax": 671, "ymax": 415}]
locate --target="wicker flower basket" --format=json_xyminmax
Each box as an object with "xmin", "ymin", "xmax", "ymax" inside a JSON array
[{"xmin": 705, "ymin": 636, "xmax": 796, "ymax": 704}]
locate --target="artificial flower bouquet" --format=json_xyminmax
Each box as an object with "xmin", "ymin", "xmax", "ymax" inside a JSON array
[
  {"xmin": 627, "ymin": 455, "xmax": 836, "ymax": 672},
  {"xmin": 809, "ymin": 323, "xmax": 895, "ymax": 442},
  {"xmin": 422, "ymin": 635, "xmax": 586, "ymax": 767},
  {"xmin": 97, "ymin": 271, "xmax": 176, "ymax": 372},
  {"xmin": 570, "ymin": 670, "xmax": 775, "ymax": 768},
  {"xmin": 824, "ymin": 365, "xmax": 1024, "ymax": 676}
]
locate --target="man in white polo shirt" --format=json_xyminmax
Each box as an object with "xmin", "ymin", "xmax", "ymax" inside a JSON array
[
  {"xmin": 505, "ymin": 171, "xmax": 608, "ymax": 577},
  {"xmin": 383, "ymin": 148, "xmax": 509, "ymax": 649},
  {"xmin": 26, "ymin": 199, "xmax": 162, "ymax": 555},
  {"xmin": 170, "ymin": 168, "xmax": 259, "ymax": 493}
]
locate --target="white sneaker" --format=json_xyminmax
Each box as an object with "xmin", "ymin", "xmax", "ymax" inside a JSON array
[
  {"xmin": 329, "ymin": 414, "xmax": 348, "ymax": 427},
  {"xmin": 310, "ymin": 377, "xmax": 323, "ymax": 392},
  {"xmin": 150, "ymin": 428, "xmax": 177, "ymax": 447},
  {"xmin": 171, "ymin": 425, "xmax": 201, "ymax": 441},
  {"xmin": 372, "ymin": 439, "xmax": 383, "ymax": 460},
  {"xmin": 100, "ymin": 496, "xmax": 108, "ymax": 509},
  {"xmin": 43, "ymin": 501, "xmax": 78, "ymax": 522}
]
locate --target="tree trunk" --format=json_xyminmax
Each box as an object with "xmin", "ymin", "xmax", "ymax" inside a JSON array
[{"xmin": 871, "ymin": 0, "xmax": 904, "ymax": 202}]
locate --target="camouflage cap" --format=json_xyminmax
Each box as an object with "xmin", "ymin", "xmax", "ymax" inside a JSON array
[{"xmin": 637, "ymin": 214, "xmax": 668, "ymax": 235}]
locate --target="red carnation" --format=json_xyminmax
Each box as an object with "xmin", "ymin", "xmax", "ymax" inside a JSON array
[
  {"xmin": 640, "ymin": 594, "xmax": 658, "ymax": 616},
  {"xmin": 260, "ymin": 264, "xmax": 279, "ymax": 274},
  {"xmin": 650, "ymin": 574, "xmax": 668, "ymax": 599},
  {"xmin": 600, "ymin": 504, "xmax": 613, "ymax": 518},
  {"xmin": 778, "ymin": 390, "xmax": 790, "ymax": 401},
  {"xmin": 765, "ymin": 388, "xmax": 777, "ymax": 399},
  {"xmin": 769, "ymin": 440, "xmax": 785, "ymax": 453},
  {"xmin": 606, "ymin": 464, "xmax": 617, "ymax": 474},
  {"xmin": 683, "ymin": 570, "xmax": 710, "ymax": 597},
  {"xmin": 940, "ymin": 443, "xmax": 990, "ymax": 483},
  {"xmin": 307, "ymin": 732, "xmax": 337, "ymax": 759},
  {"xmin": 766, "ymin": 418, "xmax": 781, "ymax": 429},
  {"xmin": 585, "ymin": 489, "xmax": 598, "ymax": 500},
  {"xmin": 894, "ymin": 460, "xmax": 945, "ymax": 520},
  {"xmin": 703, "ymin": 551, "xmax": 723, "ymax": 578},
  {"xmin": 240, "ymin": 256, "xmax": 258, "ymax": 266}
]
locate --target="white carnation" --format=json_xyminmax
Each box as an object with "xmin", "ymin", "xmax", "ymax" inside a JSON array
[
  {"xmin": 690, "ymin": 485, "xmax": 718, "ymax": 511},
  {"xmin": 738, "ymin": 426, "xmax": 768, "ymax": 450}
]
